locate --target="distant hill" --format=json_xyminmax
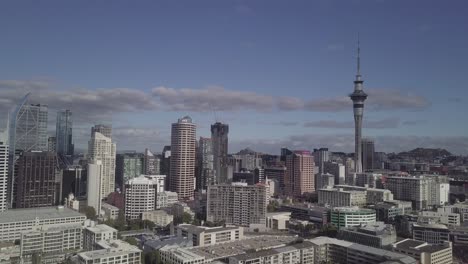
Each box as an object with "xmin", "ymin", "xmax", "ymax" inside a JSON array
[
  {"xmin": 237, "ymin": 148, "xmax": 256, "ymax": 155},
  {"xmin": 397, "ymin": 148, "xmax": 452, "ymax": 160}
]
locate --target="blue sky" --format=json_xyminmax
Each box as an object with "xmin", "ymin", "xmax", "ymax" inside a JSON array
[{"xmin": 0, "ymin": 0, "xmax": 467, "ymax": 154}]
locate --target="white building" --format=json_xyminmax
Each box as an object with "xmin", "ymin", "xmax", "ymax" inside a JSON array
[
  {"xmin": 88, "ymin": 126, "xmax": 116, "ymax": 198},
  {"xmin": 83, "ymin": 223, "xmax": 118, "ymax": 250},
  {"xmin": 175, "ymin": 224, "xmax": 244, "ymax": 246},
  {"xmin": 318, "ymin": 187, "xmax": 367, "ymax": 207},
  {"xmin": 0, "ymin": 206, "xmax": 86, "ymax": 243},
  {"xmin": 124, "ymin": 175, "xmax": 162, "ymax": 220},
  {"xmin": 101, "ymin": 202, "xmax": 119, "ymax": 220},
  {"xmin": 87, "ymin": 160, "xmax": 103, "ymax": 216},
  {"xmin": 142, "ymin": 210, "xmax": 174, "ymax": 227},
  {"xmin": 156, "ymin": 191, "xmax": 179, "ymax": 209},
  {"xmin": 419, "ymin": 210, "xmax": 460, "ymax": 226},
  {"xmin": 331, "ymin": 207, "xmax": 377, "ymax": 229},
  {"xmin": 266, "ymin": 212, "xmax": 291, "ymax": 231},
  {"xmin": 0, "ymin": 127, "xmax": 8, "ymax": 212},
  {"xmin": 77, "ymin": 240, "xmax": 141, "ymax": 264},
  {"xmin": 334, "ymin": 184, "xmax": 394, "ymax": 204},
  {"xmin": 207, "ymin": 183, "xmax": 268, "ymax": 227}
]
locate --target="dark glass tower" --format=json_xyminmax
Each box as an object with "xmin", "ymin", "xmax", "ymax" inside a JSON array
[{"xmin": 211, "ymin": 122, "xmax": 229, "ymax": 184}]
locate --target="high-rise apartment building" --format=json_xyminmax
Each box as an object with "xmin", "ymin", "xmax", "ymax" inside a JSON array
[
  {"xmin": 197, "ymin": 137, "xmax": 214, "ymax": 190},
  {"xmin": 124, "ymin": 175, "xmax": 164, "ymax": 219},
  {"xmin": 211, "ymin": 122, "xmax": 229, "ymax": 184},
  {"xmin": 88, "ymin": 125, "xmax": 116, "ymax": 198},
  {"xmin": 0, "ymin": 127, "xmax": 8, "ymax": 212},
  {"xmin": 207, "ymin": 183, "xmax": 267, "ymax": 227},
  {"xmin": 285, "ymin": 150, "xmax": 315, "ymax": 196},
  {"xmin": 56, "ymin": 109, "xmax": 74, "ymax": 156},
  {"xmin": 16, "ymin": 151, "xmax": 57, "ymax": 208},
  {"xmin": 170, "ymin": 116, "xmax": 196, "ymax": 200},
  {"xmin": 87, "ymin": 161, "xmax": 103, "ymax": 216},
  {"xmin": 116, "ymin": 152, "xmax": 144, "ymax": 188},
  {"xmin": 143, "ymin": 148, "xmax": 160, "ymax": 175},
  {"xmin": 361, "ymin": 138, "xmax": 375, "ymax": 171}
]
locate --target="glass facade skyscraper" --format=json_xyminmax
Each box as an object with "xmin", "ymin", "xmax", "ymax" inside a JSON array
[{"xmin": 56, "ymin": 109, "xmax": 74, "ymax": 156}]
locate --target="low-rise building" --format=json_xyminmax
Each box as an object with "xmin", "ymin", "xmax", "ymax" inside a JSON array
[
  {"xmin": 280, "ymin": 204, "xmax": 330, "ymax": 227},
  {"xmin": 392, "ymin": 239, "xmax": 452, "ymax": 264},
  {"xmin": 419, "ymin": 210, "xmax": 460, "ymax": 226},
  {"xmin": 331, "ymin": 207, "xmax": 376, "ymax": 229},
  {"xmin": 334, "ymin": 184, "xmax": 394, "ymax": 204},
  {"xmin": 101, "ymin": 202, "xmax": 119, "ymax": 220},
  {"xmin": 413, "ymin": 223, "xmax": 450, "ymax": 244},
  {"xmin": 265, "ymin": 212, "xmax": 291, "ymax": 230},
  {"xmin": 175, "ymin": 224, "xmax": 244, "ymax": 246},
  {"xmin": 338, "ymin": 221, "xmax": 397, "ymax": 248},
  {"xmin": 83, "ymin": 223, "xmax": 118, "ymax": 251},
  {"xmin": 370, "ymin": 200, "xmax": 413, "ymax": 223},
  {"xmin": 156, "ymin": 191, "xmax": 178, "ymax": 209},
  {"xmin": 77, "ymin": 240, "xmax": 141, "ymax": 264},
  {"xmin": 318, "ymin": 187, "xmax": 367, "ymax": 207},
  {"xmin": 142, "ymin": 210, "xmax": 174, "ymax": 227}
]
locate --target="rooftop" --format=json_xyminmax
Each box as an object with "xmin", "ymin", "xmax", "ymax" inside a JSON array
[
  {"xmin": 0, "ymin": 206, "xmax": 85, "ymax": 224},
  {"xmin": 85, "ymin": 224, "xmax": 117, "ymax": 234},
  {"xmin": 393, "ymin": 239, "xmax": 451, "ymax": 254},
  {"xmin": 79, "ymin": 240, "xmax": 141, "ymax": 260}
]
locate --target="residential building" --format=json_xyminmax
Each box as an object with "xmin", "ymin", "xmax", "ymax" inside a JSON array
[
  {"xmin": 318, "ymin": 187, "xmax": 367, "ymax": 207},
  {"xmin": 197, "ymin": 137, "xmax": 214, "ymax": 190},
  {"xmin": 392, "ymin": 239, "xmax": 452, "ymax": 264},
  {"xmin": 55, "ymin": 109, "xmax": 74, "ymax": 156},
  {"xmin": 156, "ymin": 191, "xmax": 178, "ymax": 209},
  {"xmin": 143, "ymin": 148, "xmax": 160, "ymax": 175},
  {"xmin": 88, "ymin": 125, "xmax": 116, "ymax": 198},
  {"xmin": 412, "ymin": 223, "xmax": 450, "ymax": 244},
  {"xmin": 0, "ymin": 128, "xmax": 8, "ymax": 212},
  {"xmin": 211, "ymin": 122, "xmax": 229, "ymax": 184},
  {"xmin": 175, "ymin": 224, "xmax": 244, "ymax": 246},
  {"xmin": 142, "ymin": 210, "xmax": 174, "ymax": 226},
  {"xmin": 16, "ymin": 151, "xmax": 57, "ymax": 208},
  {"xmin": 77, "ymin": 240, "xmax": 141, "ymax": 264},
  {"xmin": 116, "ymin": 152, "xmax": 144, "ymax": 188},
  {"xmin": 338, "ymin": 221, "xmax": 397, "ymax": 248},
  {"xmin": 101, "ymin": 202, "xmax": 119, "ymax": 220},
  {"xmin": 386, "ymin": 176, "xmax": 439, "ymax": 210},
  {"xmin": 266, "ymin": 212, "xmax": 291, "ymax": 231},
  {"xmin": 207, "ymin": 183, "xmax": 267, "ymax": 227},
  {"xmin": 87, "ymin": 160, "xmax": 103, "ymax": 216},
  {"xmin": 170, "ymin": 116, "xmax": 196, "ymax": 200},
  {"xmin": 331, "ymin": 207, "xmax": 376, "ymax": 229},
  {"xmin": 0, "ymin": 206, "xmax": 86, "ymax": 242},
  {"xmin": 285, "ymin": 150, "xmax": 315, "ymax": 196},
  {"xmin": 124, "ymin": 175, "xmax": 163, "ymax": 220},
  {"xmin": 83, "ymin": 223, "xmax": 118, "ymax": 250}
]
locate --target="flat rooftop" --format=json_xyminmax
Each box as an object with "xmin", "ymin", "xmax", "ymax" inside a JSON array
[
  {"xmin": 0, "ymin": 206, "xmax": 85, "ymax": 224},
  {"xmin": 79, "ymin": 240, "xmax": 140, "ymax": 260},
  {"xmin": 394, "ymin": 239, "xmax": 451, "ymax": 254},
  {"xmin": 85, "ymin": 224, "xmax": 117, "ymax": 234}
]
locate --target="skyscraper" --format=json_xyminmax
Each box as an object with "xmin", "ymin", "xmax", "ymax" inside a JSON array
[
  {"xmin": 88, "ymin": 125, "xmax": 116, "ymax": 197},
  {"xmin": 211, "ymin": 122, "xmax": 229, "ymax": 184},
  {"xmin": 16, "ymin": 151, "xmax": 57, "ymax": 208},
  {"xmin": 285, "ymin": 150, "xmax": 315, "ymax": 196},
  {"xmin": 115, "ymin": 152, "xmax": 144, "ymax": 189},
  {"xmin": 197, "ymin": 137, "xmax": 214, "ymax": 190},
  {"xmin": 91, "ymin": 124, "xmax": 112, "ymax": 138},
  {"xmin": 349, "ymin": 40, "xmax": 367, "ymax": 173},
  {"xmin": 56, "ymin": 109, "xmax": 74, "ymax": 156},
  {"xmin": 143, "ymin": 148, "xmax": 160, "ymax": 175},
  {"xmin": 361, "ymin": 138, "xmax": 375, "ymax": 171},
  {"xmin": 87, "ymin": 160, "xmax": 103, "ymax": 216},
  {"xmin": 314, "ymin": 148, "xmax": 330, "ymax": 173},
  {"xmin": 0, "ymin": 127, "xmax": 8, "ymax": 212},
  {"xmin": 170, "ymin": 116, "xmax": 196, "ymax": 200}
]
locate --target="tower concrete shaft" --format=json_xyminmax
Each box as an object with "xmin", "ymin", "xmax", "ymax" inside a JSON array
[{"xmin": 350, "ymin": 40, "xmax": 367, "ymax": 173}]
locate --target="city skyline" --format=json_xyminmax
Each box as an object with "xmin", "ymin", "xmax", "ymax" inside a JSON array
[{"xmin": 0, "ymin": 0, "xmax": 467, "ymax": 154}]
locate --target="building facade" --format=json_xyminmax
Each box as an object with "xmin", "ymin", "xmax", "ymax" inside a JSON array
[
  {"xmin": 0, "ymin": 128, "xmax": 8, "ymax": 212},
  {"xmin": 143, "ymin": 148, "xmax": 160, "ymax": 175},
  {"xmin": 124, "ymin": 175, "xmax": 162, "ymax": 219},
  {"xmin": 285, "ymin": 150, "xmax": 315, "ymax": 196},
  {"xmin": 170, "ymin": 116, "xmax": 196, "ymax": 200},
  {"xmin": 318, "ymin": 187, "xmax": 367, "ymax": 207},
  {"xmin": 116, "ymin": 152, "xmax": 144, "ymax": 188},
  {"xmin": 55, "ymin": 109, "xmax": 74, "ymax": 156},
  {"xmin": 211, "ymin": 122, "xmax": 229, "ymax": 184},
  {"xmin": 87, "ymin": 161, "xmax": 103, "ymax": 216},
  {"xmin": 331, "ymin": 207, "xmax": 376, "ymax": 229},
  {"xmin": 197, "ymin": 137, "xmax": 214, "ymax": 190},
  {"xmin": 338, "ymin": 221, "xmax": 397, "ymax": 248}
]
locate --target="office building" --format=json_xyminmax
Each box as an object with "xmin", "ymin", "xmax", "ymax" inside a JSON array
[
  {"xmin": 77, "ymin": 240, "xmax": 141, "ymax": 264},
  {"xmin": 0, "ymin": 127, "xmax": 8, "ymax": 212},
  {"xmin": 87, "ymin": 160, "xmax": 103, "ymax": 216},
  {"xmin": 142, "ymin": 210, "xmax": 174, "ymax": 226},
  {"xmin": 334, "ymin": 184, "xmax": 394, "ymax": 204},
  {"xmin": 324, "ymin": 161, "xmax": 346, "ymax": 185},
  {"xmin": 413, "ymin": 223, "xmax": 450, "ymax": 244},
  {"xmin": 197, "ymin": 137, "xmax": 214, "ymax": 190},
  {"xmin": 143, "ymin": 148, "xmax": 160, "ymax": 175},
  {"xmin": 20, "ymin": 223, "xmax": 83, "ymax": 263},
  {"xmin": 61, "ymin": 165, "xmax": 85, "ymax": 202},
  {"xmin": 156, "ymin": 191, "xmax": 178, "ymax": 209},
  {"xmin": 314, "ymin": 147, "xmax": 329, "ymax": 173},
  {"xmin": 264, "ymin": 166, "xmax": 286, "ymax": 193},
  {"xmin": 124, "ymin": 175, "xmax": 164, "ymax": 219},
  {"xmin": 0, "ymin": 206, "xmax": 86, "ymax": 242},
  {"xmin": 318, "ymin": 187, "xmax": 367, "ymax": 207},
  {"xmin": 392, "ymin": 239, "xmax": 452, "ymax": 264},
  {"xmin": 16, "ymin": 151, "xmax": 57, "ymax": 208},
  {"xmin": 371, "ymin": 200, "xmax": 413, "ymax": 223},
  {"xmin": 207, "ymin": 183, "xmax": 267, "ymax": 227},
  {"xmin": 211, "ymin": 122, "xmax": 229, "ymax": 184},
  {"xmin": 83, "ymin": 223, "xmax": 118, "ymax": 250},
  {"xmin": 354, "ymin": 173, "xmax": 384, "ymax": 188},
  {"xmin": 280, "ymin": 204, "xmax": 330, "ymax": 226},
  {"xmin": 266, "ymin": 212, "xmax": 291, "ymax": 231},
  {"xmin": 116, "ymin": 152, "xmax": 144, "ymax": 188},
  {"xmin": 419, "ymin": 210, "xmax": 461, "ymax": 226},
  {"xmin": 161, "ymin": 145, "xmax": 171, "ymax": 189},
  {"xmin": 55, "ymin": 109, "xmax": 74, "ymax": 156},
  {"xmin": 361, "ymin": 138, "xmax": 375, "ymax": 171},
  {"xmin": 232, "ymin": 168, "xmax": 264, "ymax": 185},
  {"xmin": 285, "ymin": 150, "xmax": 315, "ymax": 196},
  {"xmin": 48, "ymin": 136, "xmax": 56, "ymax": 152},
  {"xmin": 170, "ymin": 116, "xmax": 196, "ymax": 200},
  {"xmin": 331, "ymin": 207, "xmax": 376, "ymax": 229},
  {"xmin": 338, "ymin": 221, "xmax": 397, "ymax": 248},
  {"xmin": 175, "ymin": 224, "xmax": 244, "ymax": 246},
  {"xmin": 88, "ymin": 125, "xmax": 116, "ymax": 198},
  {"xmin": 316, "ymin": 173, "xmax": 335, "ymax": 189}
]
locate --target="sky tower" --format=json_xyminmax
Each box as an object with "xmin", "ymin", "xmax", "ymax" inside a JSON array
[{"xmin": 350, "ymin": 39, "xmax": 368, "ymax": 173}]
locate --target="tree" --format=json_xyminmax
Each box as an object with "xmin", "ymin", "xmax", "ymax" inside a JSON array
[
  {"xmin": 115, "ymin": 210, "xmax": 126, "ymax": 231},
  {"xmin": 143, "ymin": 251, "xmax": 160, "ymax": 264},
  {"xmin": 142, "ymin": 220, "xmax": 156, "ymax": 230},
  {"xmin": 82, "ymin": 206, "xmax": 97, "ymax": 220},
  {"xmin": 124, "ymin": 237, "xmax": 138, "ymax": 246},
  {"xmin": 317, "ymin": 224, "xmax": 337, "ymax": 238},
  {"xmin": 182, "ymin": 212, "xmax": 193, "ymax": 224}
]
